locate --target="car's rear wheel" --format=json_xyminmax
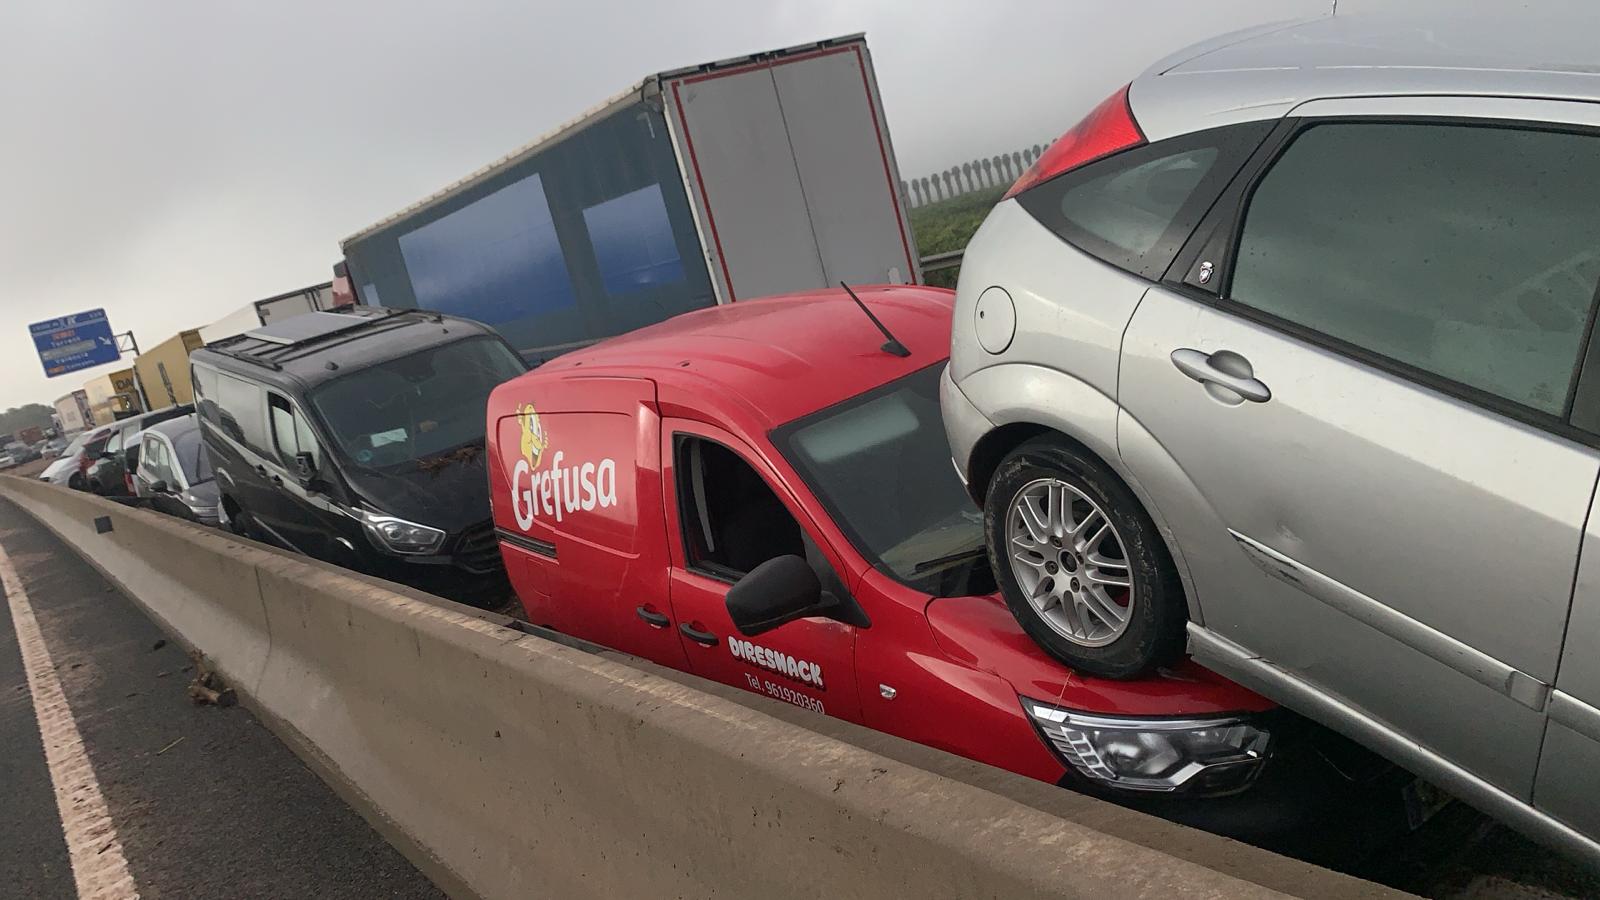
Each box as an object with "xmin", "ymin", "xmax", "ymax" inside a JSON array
[
  {"xmin": 67, "ymin": 472, "xmax": 85, "ymax": 491},
  {"xmin": 985, "ymin": 437, "xmax": 1184, "ymax": 679}
]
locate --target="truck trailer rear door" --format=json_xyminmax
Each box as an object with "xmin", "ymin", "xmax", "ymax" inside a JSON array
[{"xmin": 663, "ymin": 37, "xmax": 919, "ymax": 304}]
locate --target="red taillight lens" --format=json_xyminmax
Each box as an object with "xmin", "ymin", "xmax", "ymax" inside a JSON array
[{"xmin": 1004, "ymin": 83, "xmax": 1146, "ymax": 200}]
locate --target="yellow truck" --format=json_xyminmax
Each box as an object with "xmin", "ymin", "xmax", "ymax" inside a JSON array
[
  {"xmin": 82, "ymin": 367, "xmax": 142, "ymax": 424},
  {"xmin": 134, "ymin": 329, "xmax": 205, "ymax": 408}
]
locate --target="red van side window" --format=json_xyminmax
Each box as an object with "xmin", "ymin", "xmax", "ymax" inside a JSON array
[{"xmin": 676, "ymin": 437, "xmax": 803, "ymax": 580}]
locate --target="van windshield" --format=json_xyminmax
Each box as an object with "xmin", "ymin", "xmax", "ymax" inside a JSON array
[
  {"xmin": 776, "ymin": 364, "xmax": 993, "ymax": 598},
  {"xmin": 310, "ymin": 335, "xmax": 527, "ymax": 469}
]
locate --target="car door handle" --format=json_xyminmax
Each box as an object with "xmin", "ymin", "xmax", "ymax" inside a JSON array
[
  {"xmin": 679, "ymin": 622, "xmax": 719, "ymax": 647},
  {"xmin": 1170, "ymin": 348, "xmax": 1272, "ymax": 403},
  {"xmin": 636, "ymin": 606, "xmax": 670, "ymax": 629}
]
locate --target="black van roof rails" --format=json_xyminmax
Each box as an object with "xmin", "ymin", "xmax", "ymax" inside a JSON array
[{"xmin": 203, "ymin": 306, "xmax": 443, "ymax": 370}]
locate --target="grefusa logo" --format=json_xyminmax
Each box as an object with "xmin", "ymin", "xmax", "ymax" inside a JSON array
[{"xmin": 510, "ymin": 403, "xmax": 618, "ymax": 529}]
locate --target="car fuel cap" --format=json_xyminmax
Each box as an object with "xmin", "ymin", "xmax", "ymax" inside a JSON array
[{"xmin": 974, "ymin": 286, "xmax": 1016, "ymax": 355}]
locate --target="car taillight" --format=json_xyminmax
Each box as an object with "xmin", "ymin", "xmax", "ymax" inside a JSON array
[{"xmin": 1003, "ymin": 83, "xmax": 1146, "ymax": 200}]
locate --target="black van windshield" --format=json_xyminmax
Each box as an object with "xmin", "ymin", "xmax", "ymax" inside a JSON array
[
  {"xmin": 776, "ymin": 364, "xmax": 993, "ymax": 598},
  {"xmin": 310, "ymin": 336, "xmax": 526, "ymax": 469}
]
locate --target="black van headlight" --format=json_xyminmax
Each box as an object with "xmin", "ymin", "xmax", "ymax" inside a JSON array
[
  {"xmin": 1024, "ymin": 699, "xmax": 1271, "ymax": 797},
  {"xmin": 356, "ymin": 509, "xmax": 447, "ymax": 555}
]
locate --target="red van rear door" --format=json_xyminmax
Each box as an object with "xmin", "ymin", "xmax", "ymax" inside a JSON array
[{"xmin": 490, "ymin": 376, "xmax": 689, "ymax": 669}]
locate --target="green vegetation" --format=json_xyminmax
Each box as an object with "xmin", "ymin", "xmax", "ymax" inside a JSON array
[
  {"xmin": 0, "ymin": 404, "xmax": 53, "ymax": 437},
  {"xmin": 910, "ymin": 187, "xmax": 1005, "ymax": 288}
]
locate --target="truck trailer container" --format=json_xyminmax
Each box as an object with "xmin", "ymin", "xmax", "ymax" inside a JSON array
[
  {"xmin": 54, "ymin": 390, "xmax": 92, "ymax": 432},
  {"xmin": 198, "ymin": 282, "xmax": 341, "ymax": 346},
  {"xmin": 82, "ymin": 367, "xmax": 142, "ymax": 425},
  {"xmin": 255, "ymin": 282, "xmax": 336, "ymax": 325},
  {"xmin": 340, "ymin": 34, "xmax": 919, "ymax": 363},
  {"xmin": 134, "ymin": 328, "xmax": 206, "ymax": 408}
]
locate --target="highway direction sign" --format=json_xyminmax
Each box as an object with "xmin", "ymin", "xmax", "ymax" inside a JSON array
[{"xmin": 29, "ymin": 309, "xmax": 121, "ymax": 378}]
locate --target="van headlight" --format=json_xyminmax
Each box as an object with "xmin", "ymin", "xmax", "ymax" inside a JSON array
[
  {"xmin": 356, "ymin": 509, "xmax": 446, "ymax": 555},
  {"xmin": 1024, "ymin": 700, "xmax": 1271, "ymax": 797}
]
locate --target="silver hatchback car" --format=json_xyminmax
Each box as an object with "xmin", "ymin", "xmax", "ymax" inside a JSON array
[{"xmin": 943, "ymin": 13, "xmax": 1600, "ymax": 863}]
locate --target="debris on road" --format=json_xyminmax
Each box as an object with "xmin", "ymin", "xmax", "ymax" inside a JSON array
[
  {"xmin": 186, "ymin": 653, "xmax": 236, "ymax": 708},
  {"xmin": 156, "ymin": 737, "xmax": 184, "ymax": 755},
  {"xmin": 151, "ymin": 639, "xmax": 166, "ymax": 651}
]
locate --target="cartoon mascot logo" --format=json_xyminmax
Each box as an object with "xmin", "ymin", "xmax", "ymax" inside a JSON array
[
  {"xmin": 509, "ymin": 401, "xmax": 618, "ymax": 531},
  {"xmin": 518, "ymin": 403, "xmax": 547, "ymax": 470}
]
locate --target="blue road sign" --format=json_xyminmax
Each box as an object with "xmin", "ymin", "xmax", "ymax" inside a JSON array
[{"xmin": 29, "ymin": 309, "xmax": 121, "ymax": 378}]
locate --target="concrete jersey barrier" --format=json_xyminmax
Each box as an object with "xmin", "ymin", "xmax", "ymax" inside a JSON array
[{"xmin": 0, "ymin": 476, "xmax": 1406, "ymax": 900}]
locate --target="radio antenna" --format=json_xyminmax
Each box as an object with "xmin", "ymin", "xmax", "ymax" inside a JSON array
[{"xmin": 840, "ymin": 282, "xmax": 910, "ymax": 358}]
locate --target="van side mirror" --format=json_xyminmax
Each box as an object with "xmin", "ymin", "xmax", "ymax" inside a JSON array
[
  {"xmin": 294, "ymin": 451, "xmax": 317, "ymax": 485},
  {"xmin": 149, "ymin": 480, "xmax": 169, "ymax": 495},
  {"xmin": 725, "ymin": 555, "xmax": 833, "ymax": 637}
]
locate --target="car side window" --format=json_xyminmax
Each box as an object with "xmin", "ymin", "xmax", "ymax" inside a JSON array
[
  {"xmin": 144, "ymin": 438, "xmax": 175, "ymax": 487},
  {"xmin": 139, "ymin": 436, "xmax": 159, "ymax": 475},
  {"xmin": 193, "ymin": 365, "xmax": 220, "ymax": 425},
  {"xmin": 1230, "ymin": 121, "xmax": 1600, "ymax": 417},
  {"xmin": 105, "ymin": 429, "xmax": 123, "ymax": 455},
  {"xmin": 1017, "ymin": 121, "xmax": 1272, "ymax": 279},
  {"xmin": 215, "ymin": 373, "xmax": 270, "ymax": 456},
  {"xmin": 675, "ymin": 436, "xmax": 804, "ymax": 581},
  {"xmin": 268, "ymin": 394, "xmax": 323, "ymax": 472}
]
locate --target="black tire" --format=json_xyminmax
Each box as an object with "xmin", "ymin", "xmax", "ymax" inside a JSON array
[
  {"xmin": 221, "ymin": 497, "xmax": 250, "ymax": 537},
  {"xmin": 68, "ymin": 473, "xmax": 86, "ymax": 492},
  {"xmin": 984, "ymin": 436, "xmax": 1185, "ymax": 679}
]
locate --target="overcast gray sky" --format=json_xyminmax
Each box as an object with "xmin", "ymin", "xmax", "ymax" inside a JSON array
[{"xmin": 0, "ymin": 0, "xmax": 1333, "ymax": 413}]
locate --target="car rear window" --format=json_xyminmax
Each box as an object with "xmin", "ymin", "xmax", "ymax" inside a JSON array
[{"xmin": 1017, "ymin": 121, "xmax": 1271, "ymax": 280}]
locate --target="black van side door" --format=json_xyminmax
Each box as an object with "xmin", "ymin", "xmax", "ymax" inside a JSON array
[
  {"xmin": 264, "ymin": 391, "xmax": 360, "ymax": 566},
  {"xmin": 194, "ymin": 364, "xmax": 280, "ymax": 540}
]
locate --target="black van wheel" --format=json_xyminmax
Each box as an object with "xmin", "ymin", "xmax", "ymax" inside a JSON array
[
  {"xmin": 221, "ymin": 497, "xmax": 250, "ymax": 537},
  {"xmin": 984, "ymin": 436, "xmax": 1186, "ymax": 680}
]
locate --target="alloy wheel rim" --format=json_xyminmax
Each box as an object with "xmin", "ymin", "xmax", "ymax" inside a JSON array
[{"xmin": 1005, "ymin": 478, "xmax": 1134, "ymax": 647}]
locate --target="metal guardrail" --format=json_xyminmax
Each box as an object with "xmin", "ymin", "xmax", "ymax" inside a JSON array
[{"xmin": 920, "ymin": 249, "xmax": 965, "ymax": 274}]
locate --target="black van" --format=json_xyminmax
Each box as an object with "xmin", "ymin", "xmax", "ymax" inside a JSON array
[{"xmin": 188, "ymin": 308, "xmax": 527, "ymax": 604}]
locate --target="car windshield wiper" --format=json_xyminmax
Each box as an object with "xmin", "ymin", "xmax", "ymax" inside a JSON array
[{"xmin": 911, "ymin": 547, "xmax": 988, "ymax": 574}]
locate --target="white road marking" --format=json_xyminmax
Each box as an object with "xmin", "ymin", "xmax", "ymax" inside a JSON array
[{"xmin": 1, "ymin": 542, "xmax": 140, "ymax": 899}]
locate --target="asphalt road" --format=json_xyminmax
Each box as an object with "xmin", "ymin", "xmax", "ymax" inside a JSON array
[{"xmin": 0, "ymin": 494, "xmax": 443, "ymax": 899}]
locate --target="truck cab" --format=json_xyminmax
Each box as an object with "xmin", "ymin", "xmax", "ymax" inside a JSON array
[{"xmin": 487, "ymin": 286, "xmax": 1426, "ymax": 861}]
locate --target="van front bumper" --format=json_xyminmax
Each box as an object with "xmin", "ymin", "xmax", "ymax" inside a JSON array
[{"xmin": 1065, "ymin": 711, "xmax": 1435, "ymax": 867}]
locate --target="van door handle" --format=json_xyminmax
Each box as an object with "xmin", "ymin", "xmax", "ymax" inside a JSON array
[
  {"xmin": 636, "ymin": 606, "xmax": 670, "ymax": 628},
  {"xmin": 1170, "ymin": 348, "xmax": 1271, "ymax": 403},
  {"xmin": 679, "ymin": 622, "xmax": 718, "ymax": 647}
]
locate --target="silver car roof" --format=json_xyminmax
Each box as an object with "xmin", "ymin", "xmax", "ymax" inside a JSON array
[{"xmin": 1131, "ymin": 11, "xmax": 1600, "ymax": 140}]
